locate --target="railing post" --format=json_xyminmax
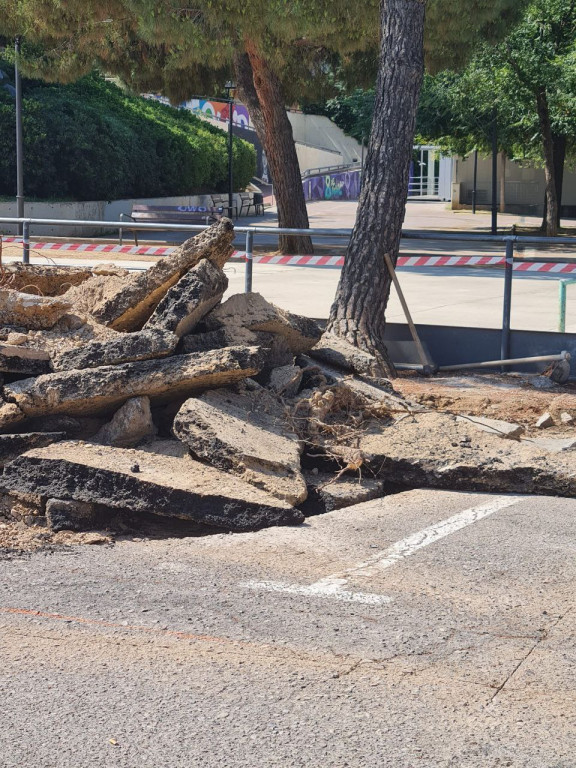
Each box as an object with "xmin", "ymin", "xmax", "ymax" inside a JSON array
[
  {"xmin": 500, "ymin": 237, "xmax": 514, "ymax": 361},
  {"xmin": 559, "ymin": 280, "xmax": 567, "ymax": 333},
  {"xmin": 245, "ymin": 229, "xmax": 253, "ymax": 292},
  {"xmin": 22, "ymin": 220, "xmax": 30, "ymax": 264}
]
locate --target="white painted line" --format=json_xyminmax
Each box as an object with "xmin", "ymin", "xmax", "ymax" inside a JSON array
[
  {"xmin": 245, "ymin": 495, "xmax": 522, "ymax": 605},
  {"xmin": 243, "ymin": 578, "xmax": 392, "ymax": 605}
]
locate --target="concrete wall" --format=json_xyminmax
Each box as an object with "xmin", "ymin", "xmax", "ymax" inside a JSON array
[
  {"xmin": 295, "ymin": 144, "xmax": 345, "ymax": 174},
  {"xmin": 0, "ymin": 193, "xmax": 248, "ymax": 237},
  {"xmin": 452, "ymin": 154, "xmax": 576, "ymax": 217},
  {"xmin": 287, "ymin": 112, "xmax": 363, "ymax": 168}
]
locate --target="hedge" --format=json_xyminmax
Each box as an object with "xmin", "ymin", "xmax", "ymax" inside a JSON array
[{"xmin": 0, "ymin": 68, "xmax": 256, "ymax": 201}]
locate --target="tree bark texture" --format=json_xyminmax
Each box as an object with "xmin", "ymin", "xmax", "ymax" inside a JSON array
[
  {"xmin": 553, "ymin": 134, "xmax": 567, "ymax": 227},
  {"xmin": 536, "ymin": 88, "xmax": 559, "ymax": 236},
  {"xmin": 233, "ymin": 52, "xmax": 267, "ymax": 151},
  {"xmin": 243, "ymin": 41, "xmax": 313, "ymax": 255},
  {"xmin": 498, "ymin": 152, "xmax": 506, "ymax": 214},
  {"xmin": 326, "ymin": 0, "xmax": 426, "ymax": 377}
]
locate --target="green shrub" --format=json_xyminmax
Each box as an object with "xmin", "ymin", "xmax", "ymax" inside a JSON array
[{"xmin": 0, "ymin": 69, "xmax": 256, "ymax": 200}]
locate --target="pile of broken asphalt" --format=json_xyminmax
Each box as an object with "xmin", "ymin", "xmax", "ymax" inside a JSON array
[{"xmin": 0, "ymin": 218, "xmax": 575, "ymax": 551}]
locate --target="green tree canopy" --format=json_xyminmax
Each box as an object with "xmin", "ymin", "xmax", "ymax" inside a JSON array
[{"xmin": 417, "ymin": 0, "xmax": 576, "ymax": 234}]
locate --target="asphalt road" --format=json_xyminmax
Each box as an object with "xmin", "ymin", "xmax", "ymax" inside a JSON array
[{"xmin": 1, "ymin": 488, "xmax": 574, "ymax": 767}]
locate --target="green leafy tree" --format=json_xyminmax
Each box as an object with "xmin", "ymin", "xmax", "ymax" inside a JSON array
[{"xmin": 417, "ymin": 0, "xmax": 576, "ymax": 236}]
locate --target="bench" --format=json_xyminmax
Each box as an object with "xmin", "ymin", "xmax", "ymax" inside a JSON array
[
  {"xmin": 119, "ymin": 204, "xmax": 223, "ymax": 245},
  {"xmin": 209, "ymin": 192, "xmax": 265, "ymax": 219},
  {"xmin": 209, "ymin": 194, "xmax": 237, "ymax": 219}
]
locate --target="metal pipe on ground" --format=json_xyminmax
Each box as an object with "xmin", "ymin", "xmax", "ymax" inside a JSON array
[{"xmin": 439, "ymin": 351, "xmax": 570, "ymax": 372}]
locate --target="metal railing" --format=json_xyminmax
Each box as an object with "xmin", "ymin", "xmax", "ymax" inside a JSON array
[
  {"xmin": 301, "ymin": 162, "xmax": 360, "ymax": 180},
  {"xmin": 1, "ymin": 216, "xmax": 576, "ymax": 362}
]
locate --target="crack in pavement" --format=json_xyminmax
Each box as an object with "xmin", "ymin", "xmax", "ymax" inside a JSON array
[{"xmin": 487, "ymin": 609, "xmax": 572, "ymax": 703}]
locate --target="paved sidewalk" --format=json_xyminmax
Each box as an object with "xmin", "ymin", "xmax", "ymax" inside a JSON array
[{"xmin": 3, "ymin": 200, "xmax": 576, "ymax": 332}]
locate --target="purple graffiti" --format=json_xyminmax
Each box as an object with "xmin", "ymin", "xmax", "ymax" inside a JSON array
[{"xmin": 303, "ymin": 170, "xmax": 361, "ymax": 201}]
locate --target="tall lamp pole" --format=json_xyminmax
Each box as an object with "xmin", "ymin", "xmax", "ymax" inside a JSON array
[
  {"xmin": 224, "ymin": 81, "xmax": 235, "ymax": 219},
  {"xmin": 14, "ymin": 36, "xmax": 24, "ymax": 234}
]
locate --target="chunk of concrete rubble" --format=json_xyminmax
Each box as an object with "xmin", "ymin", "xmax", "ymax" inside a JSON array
[
  {"xmin": 560, "ymin": 412, "xmax": 574, "ymax": 424},
  {"xmin": 1, "ymin": 263, "xmax": 95, "ymax": 296},
  {"xmin": 0, "ymin": 490, "xmax": 45, "ymax": 525},
  {"xmin": 522, "ymin": 437, "xmax": 576, "ymax": 453},
  {"xmin": 310, "ymin": 332, "xmax": 379, "ymax": 376},
  {"xmin": 297, "ymin": 354, "xmax": 412, "ymax": 411},
  {"xmin": 66, "ymin": 219, "xmax": 235, "ymax": 331},
  {"xmin": 204, "ymin": 292, "xmax": 321, "ymax": 354},
  {"xmin": 0, "ymin": 432, "xmax": 65, "ymax": 467},
  {"xmin": 181, "ymin": 328, "xmax": 294, "ymax": 369},
  {"xmin": 46, "ymin": 498, "xmax": 97, "ymax": 532},
  {"xmin": 0, "ymin": 289, "xmax": 72, "ymax": 330},
  {"xmin": 173, "ymin": 387, "xmax": 307, "ymax": 505},
  {"xmin": 542, "ymin": 358, "xmax": 571, "ymax": 385},
  {"xmin": 269, "ymin": 364, "xmax": 303, "ymax": 398},
  {"xmin": 0, "ymin": 344, "xmax": 51, "ymax": 375},
  {"xmin": 0, "ymin": 441, "xmax": 303, "ymax": 531},
  {"xmin": 145, "ymin": 258, "xmax": 228, "ymax": 337},
  {"xmin": 93, "ymin": 396, "xmax": 156, "ymax": 448},
  {"xmin": 360, "ymin": 412, "xmax": 576, "ymax": 497},
  {"xmin": 456, "ymin": 415, "xmax": 525, "ymax": 440},
  {"xmin": 302, "ymin": 472, "xmax": 385, "ymax": 513},
  {"xmin": 51, "ymin": 329, "xmax": 178, "ymax": 371},
  {"xmin": 535, "ymin": 412, "xmax": 554, "ymax": 428},
  {"xmin": 0, "ymin": 346, "xmax": 263, "ymax": 426}
]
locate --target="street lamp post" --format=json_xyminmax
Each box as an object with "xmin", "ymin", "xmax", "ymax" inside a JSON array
[
  {"xmin": 224, "ymin": 81, "xmax": 235, "ymax": 219},
  {"xmin": 14, "ymin": 36, "xmax": 24, "ymax": 234}
]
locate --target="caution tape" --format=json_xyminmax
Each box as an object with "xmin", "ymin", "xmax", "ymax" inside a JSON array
[{"xmin": 3, "ymin": 237, "xmax": 576, "ymax": 273}]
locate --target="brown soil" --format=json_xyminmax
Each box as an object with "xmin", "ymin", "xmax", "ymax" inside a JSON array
[
  {"xmin": 0, "ymin": 521, "xmax": 112, "ymax": 554},
  {"xmin": 394, "ymin": 372, "xmax": 576, "ymax": 434}
]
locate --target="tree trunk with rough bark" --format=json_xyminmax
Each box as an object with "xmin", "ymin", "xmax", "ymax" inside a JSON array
[
  {"xmin": 536, "ymin": 88, "xmax": 559, "ymax": 236},
  {"xmin": 241, "ymin": 42, "xmax": 313, "ymax": 255},
  {"xmin": 542, "ymin": 133, "xmax": 566, "ymax": 230},
  {"xmin": 326, "ymin": 0, "xmax": 426, "ymax": 378},
  {"xmin": 499, "ymin": 152, "xmax": 506, "ymax": 213},
  {"xmin": 233, "ymin": 52, "xmax": 267, "ymax": 155}
]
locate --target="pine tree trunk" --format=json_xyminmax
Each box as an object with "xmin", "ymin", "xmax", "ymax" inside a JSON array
[
  {"xmin": 326, "ymin": 0, "xmax": 426, "ymax": 377},
  {"xmin": 233, "ymin": 52, "xmax": 267, "ymax": 157},
  {"xmin": 553, "ymin": 133, "xmax": 566, "ymax": 228},
  {"xmin": 499, "ymin": 152, "xmax": 506, "ymax": 214},
  {"xmin": 536, "ymin": 88, "xmax": 558, "ymax": 237},
  {"xmin": 243, "ymin": 40, "xmax": 313, "ymax": 255}
]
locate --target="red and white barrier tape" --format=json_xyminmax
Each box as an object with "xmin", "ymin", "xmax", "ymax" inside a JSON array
[{"xmin": 3, "ymin": 237, "xmax": 576, "ymax": 273}]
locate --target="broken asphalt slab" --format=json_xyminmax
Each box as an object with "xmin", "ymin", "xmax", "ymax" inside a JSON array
[
  {"xmin": 0, "ymin": 440, "xmax": 303, "ymax": 531},
  {"xmin": 173, "ymin": 387, "xmax": 307, "ymax": 505},
  {"xmin": 361, "ymin": 411, "xmax": 576, "ymax": 497},
  {"xmin": 204, "ymin": 292, "xmax": 322, "ymax": 354},
  {"xmin": 0, "ymin": 346, "xmax": 264, "ymax": 427},
  {"xmin": 66, "ymin": 218, "xmax": 235, "ymax": 331}
]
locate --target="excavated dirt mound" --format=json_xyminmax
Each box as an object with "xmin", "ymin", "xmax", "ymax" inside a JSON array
[{"xmin": 394, "ymin": 372, "xmax": 576, "ymax": 433}]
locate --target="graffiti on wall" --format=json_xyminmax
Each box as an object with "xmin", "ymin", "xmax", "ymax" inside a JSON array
[
  {"xmin": 303, "ymin": 170, "xmax": 361, "ymax": 201},
  {"xmin": 185, "ymin": 99, "xmax": 252, "ymax": 129},
  {"xmin": 144, "ymin": 94, "xmax": 253, "ymax": 129}
]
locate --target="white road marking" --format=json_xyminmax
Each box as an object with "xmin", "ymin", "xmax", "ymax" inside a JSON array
[{"xmin": 245, "ymin": 495, "xmax": 522, "ymax": 605}]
